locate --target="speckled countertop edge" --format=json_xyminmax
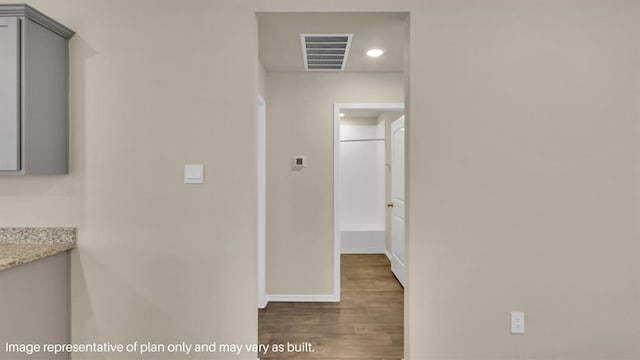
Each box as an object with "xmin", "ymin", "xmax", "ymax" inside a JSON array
[
  {"xmin": 0, "ymin": 227, "xmax": 76, "ymax": 245},
  {"xmin": 0, "ymin": 227, "xmax": 77, "ymax": 271}
]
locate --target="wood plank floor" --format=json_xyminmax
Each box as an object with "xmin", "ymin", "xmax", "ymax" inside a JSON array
[{"xmin": 258, "ymin": 254, "xmax": 404, "ymax": 359}]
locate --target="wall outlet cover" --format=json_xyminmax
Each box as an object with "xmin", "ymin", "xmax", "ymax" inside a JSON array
[{"xmin": 511, "ymin": 311, "xmax": 525, "ymax": 334}]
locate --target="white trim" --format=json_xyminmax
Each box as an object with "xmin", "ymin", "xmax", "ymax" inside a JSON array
[
  {"xmin": 341, "ymin": 248, "xmax": 386, "ymax": 254},
  {"xmin": 333, "ymin": 104, "xmax": 341, "ymax": 302},
  {"xmin": 385, "ymin": 249, "xmax": 392, "ymax": 262},
  {"xmin": 340, "ymin": 228, "xmax": 386, "ymax": 254},
  {"xmin": 267, "ymin": 294, "xmax": 339, "ymax": 303},
  {"xmin": 391, "ymin": 253, "xmax": 407, "ymax": 287},
  {"xmin": 257, "ymin": 95, "xmax": 267, "ymax": 309},
  {"xmin": 333, "ymin": 103, "xmax": 404, "ymax": 304}
]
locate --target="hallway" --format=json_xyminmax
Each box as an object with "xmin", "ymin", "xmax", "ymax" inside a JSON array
[{"xmin": 259, "ymin": 254, "xmax": 404, "ymax": 359}]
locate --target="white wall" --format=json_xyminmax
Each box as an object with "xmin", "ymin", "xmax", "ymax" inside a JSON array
[
  {"xmin": 339, "ymin": 117, "xmax": 385, "ymax": 229},
  {"xmin": 266, "ymin": 72, "xmax": 404, "ymax": 296},
  {"xmin": 376, "ymin": 118, "xmax": 386, "ymax": 231}
]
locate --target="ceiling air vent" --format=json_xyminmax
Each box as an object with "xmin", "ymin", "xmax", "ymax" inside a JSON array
[{"xmin": 300, "ymin": 33, "xmax": 353, "ymax": 71}]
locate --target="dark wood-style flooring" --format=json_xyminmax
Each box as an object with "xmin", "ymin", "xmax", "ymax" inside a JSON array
[{"xmin": 258, "ymin": 254, "xmax": 404, "ymax": 359}]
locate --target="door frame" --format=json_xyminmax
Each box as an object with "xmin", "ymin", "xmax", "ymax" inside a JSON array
[
  {"xmin": 257, "ymin": 95, "xmax": 267, "ymax": 309},
  {"xmin": 333, "ymin": 103, "xmax": 405, "ymax": 300}
]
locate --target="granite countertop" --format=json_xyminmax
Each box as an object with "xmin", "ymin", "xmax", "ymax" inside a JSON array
[{"xmin": 0, "ymin": 228, "xmax": 76, "ymax": 271}]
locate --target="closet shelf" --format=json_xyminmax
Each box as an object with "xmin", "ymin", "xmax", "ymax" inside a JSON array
[{"xmin": 340, "ymin": 138, "xmax": 385, "ymax": 142}]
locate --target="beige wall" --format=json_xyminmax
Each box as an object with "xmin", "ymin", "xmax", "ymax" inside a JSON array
[
  {"xmin": 265, "ymin": 72, "xmax": 404, "ymax": 295},
  {"xmin": 257, "ymin": 60, "xmax": 267, "ymax": 100},
  {"xmin": 0, "ymin": 0, "xmax": 259, "ymax": 359},
  {"xmin": 406, "ymin": 1, "xmax": 640, "ymax": 358},
  {"xmin": 0, "ymin": 0, "xmax": 638, "ymax": 359},
  {"xmin": 261, "ymin": 1, "xmax": 640, "ymax": 358}
]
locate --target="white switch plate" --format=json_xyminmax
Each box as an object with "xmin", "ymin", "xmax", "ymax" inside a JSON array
[
  {"xmin": 184, "ymin": 164, "xmax": 204, "ymax": 184},
  {"xmin": 511, "ymin": 311, "xmax": 525, "ymax": 334}
]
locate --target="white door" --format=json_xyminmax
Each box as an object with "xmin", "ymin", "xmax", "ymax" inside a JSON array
[{"xmin": 390, "ymin": 116, "xmax": 406, "ymax": 286}]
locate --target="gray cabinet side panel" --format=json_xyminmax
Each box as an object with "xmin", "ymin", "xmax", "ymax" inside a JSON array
[
  {"xmin": 0, "ymin": 17, "xmax": 21, "ymax": 171},
  {"xmin": 0, "ymin": 252, "xmax": 70, "ymax": 360},
  {"xmin": 23, "ymin": 18, "xmax": 68, "ymax": 174}
]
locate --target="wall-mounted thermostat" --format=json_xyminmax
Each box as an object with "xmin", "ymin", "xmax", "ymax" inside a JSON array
[{"xmin": 292, "ymin": 156, "xmax": 307, "ymax": 169}]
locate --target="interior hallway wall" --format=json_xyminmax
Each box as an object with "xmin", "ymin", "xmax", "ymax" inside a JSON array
[
  {"xmin": 0, "ymin": 0, "xmax": 259, "ymax": 358},
  {"xmin": 257, "ymin": 60, "xmax": 267, "ymax": 100},
  {"xmin": 0, "ymin": 0, "xmax": 637, "ymax": 359},
  {"xmin": 259, "ymin": 1, "xmax": 640, "ymax": 359},
  {"xmin": 408, "ymin": 2, "xmax": 640, "ymax": 358},
  {"xmin": 266, "ymin": 72, "xmax": 404, "ymax": 295}
]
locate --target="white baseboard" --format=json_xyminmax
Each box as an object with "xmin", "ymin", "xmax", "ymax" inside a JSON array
[
  {"xmin": 341, "ymin": 230, "xmax": 385, "ymax": 254},
  {"xmin": 258, "ymin": 299, "xmax": 268, "ymax": 309},
  {"xmin": 266, "ymin": 294, "xmax": 339, "ymax": 302},
  {"xmin": 341, "ymin": 247, "xmax": 386, "ymax": 254},
  {"xmin": 385, "ymin": 249, "xmax": 392, "ymax": 261}
]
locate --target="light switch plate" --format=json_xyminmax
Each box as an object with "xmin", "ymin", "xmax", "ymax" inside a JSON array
[
  {"xmin": 185, "ymin": 164, "xmax": 204, "ymax": 184},
  {"xmin": 511, "ymin": 311, "xmax": 525, "ymax": 334}
]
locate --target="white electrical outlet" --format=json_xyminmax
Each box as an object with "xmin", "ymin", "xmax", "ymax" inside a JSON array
[{"xmin": 511, "ymin": 311, "xmax": 525, "ymax": 334}]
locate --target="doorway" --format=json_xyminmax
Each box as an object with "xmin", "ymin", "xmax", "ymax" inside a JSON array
[
  {"xmin": 257, "ymin": 11, "xmax": 409, "ymax": 358},
  {"xmin": 334, "ymin": 103, "xmax": 405, "ymax": 288}
]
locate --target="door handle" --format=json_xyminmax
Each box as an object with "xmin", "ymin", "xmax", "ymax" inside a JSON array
[{"xmin": 387, "ymin": 203, "xmax": 394, "ymax": 208}]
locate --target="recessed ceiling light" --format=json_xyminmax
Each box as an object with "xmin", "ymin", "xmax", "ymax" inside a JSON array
[{"xmin": 366, "ymin": 48, "xmax": 384, "ymax": 58}]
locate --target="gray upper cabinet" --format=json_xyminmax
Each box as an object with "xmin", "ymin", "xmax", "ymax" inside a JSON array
[
  {"xmin": 0, "ymin": 17, "xmax": 20, "ymax": 172},
  {"xmin": 0, "ymin": 4, "xmax": 74, "ymax": 175}
]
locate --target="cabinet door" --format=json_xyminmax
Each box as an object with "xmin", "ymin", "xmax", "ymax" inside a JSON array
[{"xmin": 0, "ymin": 17, "xmax": 20, "ymax": 171}]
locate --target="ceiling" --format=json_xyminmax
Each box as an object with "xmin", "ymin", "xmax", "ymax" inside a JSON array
[{"xmin": 258, "ymin": 13, "xmax": 407, "ymax": 73}]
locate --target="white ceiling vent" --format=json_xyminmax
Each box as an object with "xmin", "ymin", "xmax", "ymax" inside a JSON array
[{"xmin": 300, "ymin": 33, "xmax": 353, "ymax": 71}]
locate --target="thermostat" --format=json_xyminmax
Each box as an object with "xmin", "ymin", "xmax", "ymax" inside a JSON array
[{"xmin": 292, "ymin": 156, "xmax": 307, "ymax": 169}]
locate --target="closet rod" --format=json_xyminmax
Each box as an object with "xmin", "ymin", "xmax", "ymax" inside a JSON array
[{"xmin": 339, "ymin": 138, "xmax": 385, "ymax": 143}]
